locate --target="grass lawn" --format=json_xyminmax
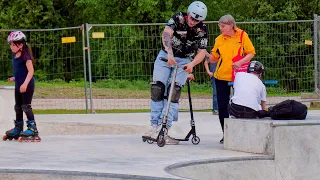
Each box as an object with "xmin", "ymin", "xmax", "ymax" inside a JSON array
[
  {"xmin": 0, "ymin": 79, "xmax": 301, "ymax": 99},
  {"xmin": 1, "ymin": 79, "xmax": 309, "ymax": 114}
]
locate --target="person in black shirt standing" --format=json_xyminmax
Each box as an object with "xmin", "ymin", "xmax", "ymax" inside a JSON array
[
  {"xmin": 143, "ymin": 1, "xmax": 208, "ymax": 145},
  {"xmin": 3, "ymin": 31, "xmax": 41, "ymax": 142}
]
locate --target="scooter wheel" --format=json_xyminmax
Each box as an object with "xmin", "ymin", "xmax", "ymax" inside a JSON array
[
  {"xmin": 157, "ymin": 136, "xmax": 166, "ymax": 147},
  {"xmin": 147, "ymin": 139, "xmax": 154, "ymax": 144},
  {"xmin": 192, "ymin": 136, "xmax": 200, "ymax": 145}
]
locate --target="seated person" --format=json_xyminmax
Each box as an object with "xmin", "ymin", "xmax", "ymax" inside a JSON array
[{"xmin": 229, "ymin": 61, "xmax": 266, "ymax": 118}]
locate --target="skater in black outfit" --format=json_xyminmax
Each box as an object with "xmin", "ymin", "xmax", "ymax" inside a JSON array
[{"xmin": 3, "ymin": 31, "xmax": 41, "ymax": 142}]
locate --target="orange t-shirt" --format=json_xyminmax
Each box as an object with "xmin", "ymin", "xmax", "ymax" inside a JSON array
[{"xmin": 211, "ymin": 28, "xmax": 256, "ymax": 81}]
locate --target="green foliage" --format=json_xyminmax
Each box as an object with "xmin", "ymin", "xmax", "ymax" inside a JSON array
[{"xmin": 0, "ymin": 0, "xmax": 319, "ymax": 93}]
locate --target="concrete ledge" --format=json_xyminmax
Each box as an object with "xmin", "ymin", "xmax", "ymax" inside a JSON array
[
  {"xmin": 224, "ymin": 118, "xmax": 320, "ymax": 155},
  {"xmin": 165, "ymin": 156, "xmax": 275, "ymax": 180},
  {"xmin": 273, "ymin": 125, "xmax": 320, "ymax": 179},
  {"xmin": 301, "ymin": 93, "xmax": 320, "ymax": 99},
  {"xmin": 310, "ymin": 101, "xmax": 320, "ymax": 108},
  {"xmin": 224, "ymin": 117, "xmax": 320, "ymax": 179},
  {"xmin": 0, "ymin": 169, "xmax": 178, "ymax": 180},
  {"xmin": 165, "ymin": 156, "xmax": 274, "ymax": 170},
  {"xmin": 270, "ymin": 120, "xmax": 320, "ymax": 127},
  {"xmin": 224, "ymin": 119, "xmax": 275, "ymax": 155},
  {"xmin": 0, "ymin": 86, "xmax": 15, "ymax": 89}
]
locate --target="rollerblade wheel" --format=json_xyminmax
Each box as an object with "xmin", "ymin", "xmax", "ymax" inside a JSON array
[
  {"xmin": 142, "ymin": 138, "xmax": 146, "ymax": 142},
  {"xmin": 18, "ymin": 137, "xmax": 23, "ymax": 142},
  {"xmin": 2, "ymin": 135, "xmax": 7, "ymax": 141},
  {"xmin": 157, "ymin": 136, "xmax": 166, "ymax": 147},
  {"xmin": 192, "ymin": 136, "xmax": 200, "ymax": 145},
  {"xmin": 147, "ymin": 139, "xmax": 154, "ymax": 144},
  {"xmin": 35, "ymin": 136, "xmax": 41, "ymax": 142}
]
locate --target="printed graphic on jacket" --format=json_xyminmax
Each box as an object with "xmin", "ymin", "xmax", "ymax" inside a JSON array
[{"xmin": 165, "ymin": 12, "xmax": 208, "ymax": 58}]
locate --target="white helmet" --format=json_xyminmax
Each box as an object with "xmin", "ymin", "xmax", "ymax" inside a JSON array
[
  {"xmin": 187, "ymin": 1, "xmax": 207, "ymax": 21},
  {"xmin": 7, "ymin": 31, "xmax": 26, "ymax": 44}
]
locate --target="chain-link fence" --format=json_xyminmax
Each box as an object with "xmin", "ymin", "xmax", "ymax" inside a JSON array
[
  {"xmin": 315, "ymin": 15, "xmax": 320, "ymax": 96},
  {"xmin": 1, "ymin": 18, "xmax": 319, "ymax": 113},
  {"xmin": 86, "ymin": 17, "xmax": 319, "ymax": 112},
  {"xmin": 0, "ymin": 26, "xmax": 88, "ymax": 112}
]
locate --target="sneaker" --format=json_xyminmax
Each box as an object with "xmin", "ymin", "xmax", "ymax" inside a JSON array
[
  {"xmin": 212, "ymin": 110, "xmax": 219, "ymax": 115},
  {"xmin": 150, "ymin": 126, "xmax": 161, "ymax": 139},
  {"xmin": 220, "ymin": 137, "xmax": 224, "ymax": 144},
  {"xmin": 143, "ymin": 125, "xmax": 159, "ymax": 138},
  {"xmin": 165, "ymin": 135, "xmax": 179, "ymax": 145}
]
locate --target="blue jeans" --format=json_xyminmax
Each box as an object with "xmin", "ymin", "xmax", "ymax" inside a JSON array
[
  {"xmin": 210, "ymin": 63, "xmax": 218, "ymax": 111},
  {"xmin": 150, "ymin": 50, "xmax": 190, "ymax": 127}
]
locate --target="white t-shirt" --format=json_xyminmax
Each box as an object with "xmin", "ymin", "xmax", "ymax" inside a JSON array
[{"xmin": 231, "ymin": 72, "xmax": 267, "ymax": 111}]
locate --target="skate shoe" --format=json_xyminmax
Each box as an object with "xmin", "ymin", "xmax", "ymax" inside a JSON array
[
  {"xmin": 142, "ymin": 125, "xmax": 160, "ymax": 139},
  {"xmin": 164, "ymin": 127, "xmax": 179, "ymax": 145},
  {"xmin": 18, "ymin": 120, "xmax": 41, "ymax": 142},
  {"xmin": 3, "ymin": 120, "xmax": 23, "ymax": 141},
  {"xmin": 165, "ymin": 135, "xmax": 179, "ymax": 145},
  {"xmin": 150, "ymin": 126, "xmax": 162, "ymax": 139},
  {"xmin": 212, "ymin": 110, "xmax": 219, "ymax": 115}
]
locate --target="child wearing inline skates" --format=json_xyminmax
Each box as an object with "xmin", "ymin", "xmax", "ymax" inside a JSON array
[{"xmin": 3, "ymin": 31, "xmax": 40, "ymax": 142}]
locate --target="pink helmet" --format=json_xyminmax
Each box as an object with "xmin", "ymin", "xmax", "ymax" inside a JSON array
[{"xmin": 7, "ymin": 31, "xmax": 26, "ymax": 44}]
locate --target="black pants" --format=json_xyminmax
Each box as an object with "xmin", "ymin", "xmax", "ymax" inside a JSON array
[
  {"xmin": 229, "ymin": 102, "xmax": 258, "ymax": 118},
  {"xmin": 15, "ymin": 85, "xmax": 34, "ymax": 121},
  {"xmin": 215, "ymin": 79, "xmax": 230, "ymax": 132}
]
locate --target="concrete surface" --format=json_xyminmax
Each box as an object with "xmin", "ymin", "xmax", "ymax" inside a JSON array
[
  {"xmin": 224, "ymin": 112, "xmax": 320, "ymax": 155},
  {"xmin": 224, "ymin": 119, "xmax": 274, "ymax": 155},
  {"xmin": 166, "ymin": 158, "xmax": 277, "ymax": 180},
  {"xmin": 0, "ymin": 112, "xmax": 268, "ymax": 180},
  {"xmin": 1, "ymin": 87, "xmax": 320, "ymax": 179},
  {"xmin": 273, "ymin": 124, "xmax": 320, "ymax": 179},
  {"xmin": 169, "ymin": 112, "xmax": 320, "ymax": 180}
]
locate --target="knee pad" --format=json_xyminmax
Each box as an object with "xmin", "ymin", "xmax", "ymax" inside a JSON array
[
  {"xmin": 168, "ymin": 82, "xmax": 182, "ymax": 103},
  {"xmin": 14, "ymin": 105, "xmax": 22, "ymax": 113},
  {"xmin": 150, "ymin": 81, "xmax": 165, "ymax": 102},
  {"xmin": 21, "ymin": 104, "xmax": 34, "ymax": 120},
  {"xmin": 21, "ymin": 104, "xmax": 32, "ymax": 113}
]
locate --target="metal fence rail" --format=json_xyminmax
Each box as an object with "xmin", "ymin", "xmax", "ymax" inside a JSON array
[
  {"xmin": 0, "ymin": 17, "xmax": 319, "ymax": 113},
  {"xmin": 315, "ymin": 15, "xmax": 320, "ymax": 96},
  {"xmin": 86, "ymin": 18, "xmax": 318, "ymax": 111},
  {"xmin": 0, "ymin": 26, "xmax": 88, "ymax": 112}
]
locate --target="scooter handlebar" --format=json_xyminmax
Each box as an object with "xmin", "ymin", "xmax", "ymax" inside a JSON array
[{"xmin": 159, "ymin": 57, "xmax": 187, "ymax": 70}]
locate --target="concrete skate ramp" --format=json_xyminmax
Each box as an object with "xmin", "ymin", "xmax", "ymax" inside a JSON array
[
  {"xmin": 166, "ymin": 156, "xmax": 276, "ymax": 180},
  {"xmin": 167, "ymin": 115, "xmax": 320, "ymax": 180},
  {"xmin": 0, "ymin": 169, "xmax": 179, "ymax": 180}
]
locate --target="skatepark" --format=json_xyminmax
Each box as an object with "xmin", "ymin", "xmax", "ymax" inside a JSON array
[{"xmin": 1, "ymin": 87, "xmax": 320, "ymax": 180}]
